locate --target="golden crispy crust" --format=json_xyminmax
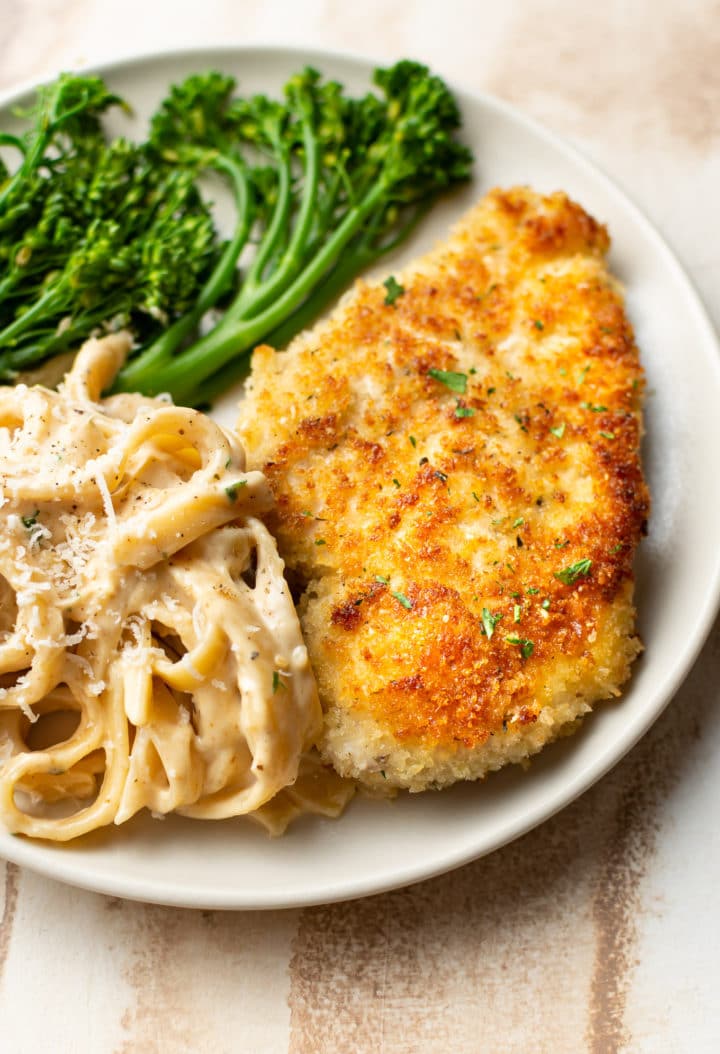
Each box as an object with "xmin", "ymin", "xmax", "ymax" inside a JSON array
[{"xmin": 239, "ymin": 187, "xmax": 649, "ymax": 788}]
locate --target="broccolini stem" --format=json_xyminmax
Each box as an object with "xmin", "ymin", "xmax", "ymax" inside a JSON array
[
  {"xmin": 232, "ymin": 114, "xmax": 320, "ymax": 321},
  {"xmin": 184, "ymin": 155, "xmax": 253, "ymax": 314},
  {"xmin": 0, "ymin": 137, "xmax": 51, "ymax": 215},
  {"xmin": 0, "ymin": 271, "xmax": 23, "ymax": 302},
  {"xmin": 233, "ymin": 146, "xmax": 292, "ymax": 310},
  {"xmin": 0, "ymin": 283, "xmax": 67, "ymax": 351},
  {"xmin": 0, "ymin": 133, "xmax": 24, "ymax": 152},
  {"xmin": 0, "ymin": 314, "xmax": 106, "ymax": 375}
]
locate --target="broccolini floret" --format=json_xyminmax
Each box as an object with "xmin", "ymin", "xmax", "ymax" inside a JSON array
[{"xmin": 0, "ymin": 75, "xmax": 219, "ymax": 377}]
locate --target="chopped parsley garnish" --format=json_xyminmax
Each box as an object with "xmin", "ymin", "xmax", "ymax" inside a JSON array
[
  {"xmin": 409, "ymin": 435, "xmax": 417, "ymax": 447},
  {"xmin": 392, "ymin": 478, "xmax": 401, "ymax": 487},
  {"xmin": 428, "ymin": 368, "xmax": 467, "ymax": 394},
  {"xmin": 534, "ymin": 319, "xmax": 544, "ymax": 331},
  {"xmin": 486, "ymin": 386, "xmax": 496, "ymax": 395},
  {"xmin": 514, "ymin": 413, "xmax": 528, "ymax": 432},
  {"xmin": 434, "ymin": 469, "xmax": 448, "ymax": 483},
  {"xmin": 550, "ymin": 423, "xmax": 566, "ymax": 439},
  {"xmin": 599, "ymin": 430, "xmax": 616, "ymax": 440},
  {"xmin": 506, "ymin": 634, "xmax": 534, "ymax": 659},
  {"xmin": 481, "ymin": 607, "xmax": 503, "ymax": 639},
  {"xmin": 454, "ymin": 401, "xmax": 475, "ymax": 418},
  {"xmin": 610, "ymin": 542, "xmax": 624, "ymax": 554},
  {"xmin": 526, "ymin": 587, "xmax": 539, "ymax": 595},
  {"xmin": 554, "ymin": 539, "xmax": 569, "ymax": 549},
  {"xmin": 577, "ymin": 365, "xmax": 591, "ymax": 384},
  {"xmin": 391, "ymin": 590, "xmax": 413, "ymax": 610},
  {"xmin": 383, "ymin": 275, "xmax": 405, "ymax": 305},
  {"xmin": 21, "ymin": 510, "xmax": 40, "ymax": 529},
  {"xmin": 581, "ymin": 401, "xmax": 608, "ymax": 413},
  {"xmin": 272, "ymin": 671, "xmax": 283, "ymax": 693},
  {"xmin": 513, "ymin": 604, "xmax": 522, "ymax": 623},
  {"xmin": 472, "ymin": 491, "xmax": 481, "ymax": 503},
  {"xmin": 541, "ymin": 598, "xmax": 551, "ymax": 610},
  {"xmin": 225, "ymin": 480, "xmax": 247, "ymax": 501},
  {"xmin": 314, "ymin": 538, "xmax": 326, "ymax": 546},
  {"xmin": 511, "ymin": 517, "xmax": 524, "ymax": 528},
  {"xmin": 375, "ymin": 575, "xmax": 390, "ymax": 584},
  {"xmin": 554, "ymin": 558, "xmax": 592, "ymax": 585},
  {"xmin": 224, "ymin": 457, "xmax": 232, "ymax": 468}
]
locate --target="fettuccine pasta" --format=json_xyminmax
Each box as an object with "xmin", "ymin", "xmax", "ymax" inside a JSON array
[{"xmin": 0, "ymin": 333, "xmax": 352, "ymax": 840}]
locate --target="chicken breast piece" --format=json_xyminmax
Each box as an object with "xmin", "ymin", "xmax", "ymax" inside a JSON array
[{"xmin": 238, "ymin": 186, "xmax": 649, "ymax": 792}]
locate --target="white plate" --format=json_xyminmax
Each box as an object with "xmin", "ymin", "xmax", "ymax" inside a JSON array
[{"xmin": 1, "ymin": 46, "xmax": 719, "ymax": 910}]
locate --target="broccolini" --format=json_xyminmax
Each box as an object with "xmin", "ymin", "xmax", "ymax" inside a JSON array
[{"xmin": 0, "ymin": 62, "xmax": 473, "ymax": 404}]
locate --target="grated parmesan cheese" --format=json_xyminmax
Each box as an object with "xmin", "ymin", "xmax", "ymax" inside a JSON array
[{"xmin": 90, "ymin": 462, "xmax": 117, "ymax": 529}]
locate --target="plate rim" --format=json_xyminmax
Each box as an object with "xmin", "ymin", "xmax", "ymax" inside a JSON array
[{"xmin": 1, "ymin": 42, "xmax": 720, "ymax": 910}]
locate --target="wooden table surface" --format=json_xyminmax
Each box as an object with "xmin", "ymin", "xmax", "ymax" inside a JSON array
[{"xmin": 1, "ymin": 2, "xmax": 719, "ymax": 1050}]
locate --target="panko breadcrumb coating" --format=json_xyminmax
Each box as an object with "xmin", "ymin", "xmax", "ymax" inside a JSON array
[{"xmin": 238, "ymin": 187, "xmax": 649, "ymax": 792}]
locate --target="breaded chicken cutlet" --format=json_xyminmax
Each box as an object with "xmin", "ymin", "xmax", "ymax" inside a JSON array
[{"xmin": 238, "ymin": 187, "xmax": 649, "ymax": 793}]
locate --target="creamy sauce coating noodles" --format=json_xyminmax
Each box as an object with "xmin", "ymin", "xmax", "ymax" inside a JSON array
[{"xmin": 0, "ymin": 334, "xmax": 352, "ymax": 840}]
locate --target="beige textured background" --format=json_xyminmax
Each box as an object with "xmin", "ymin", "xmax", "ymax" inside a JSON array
[{"xmin": 1, "ymin": 2, "xmax": 719, "ymax": 1051}]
